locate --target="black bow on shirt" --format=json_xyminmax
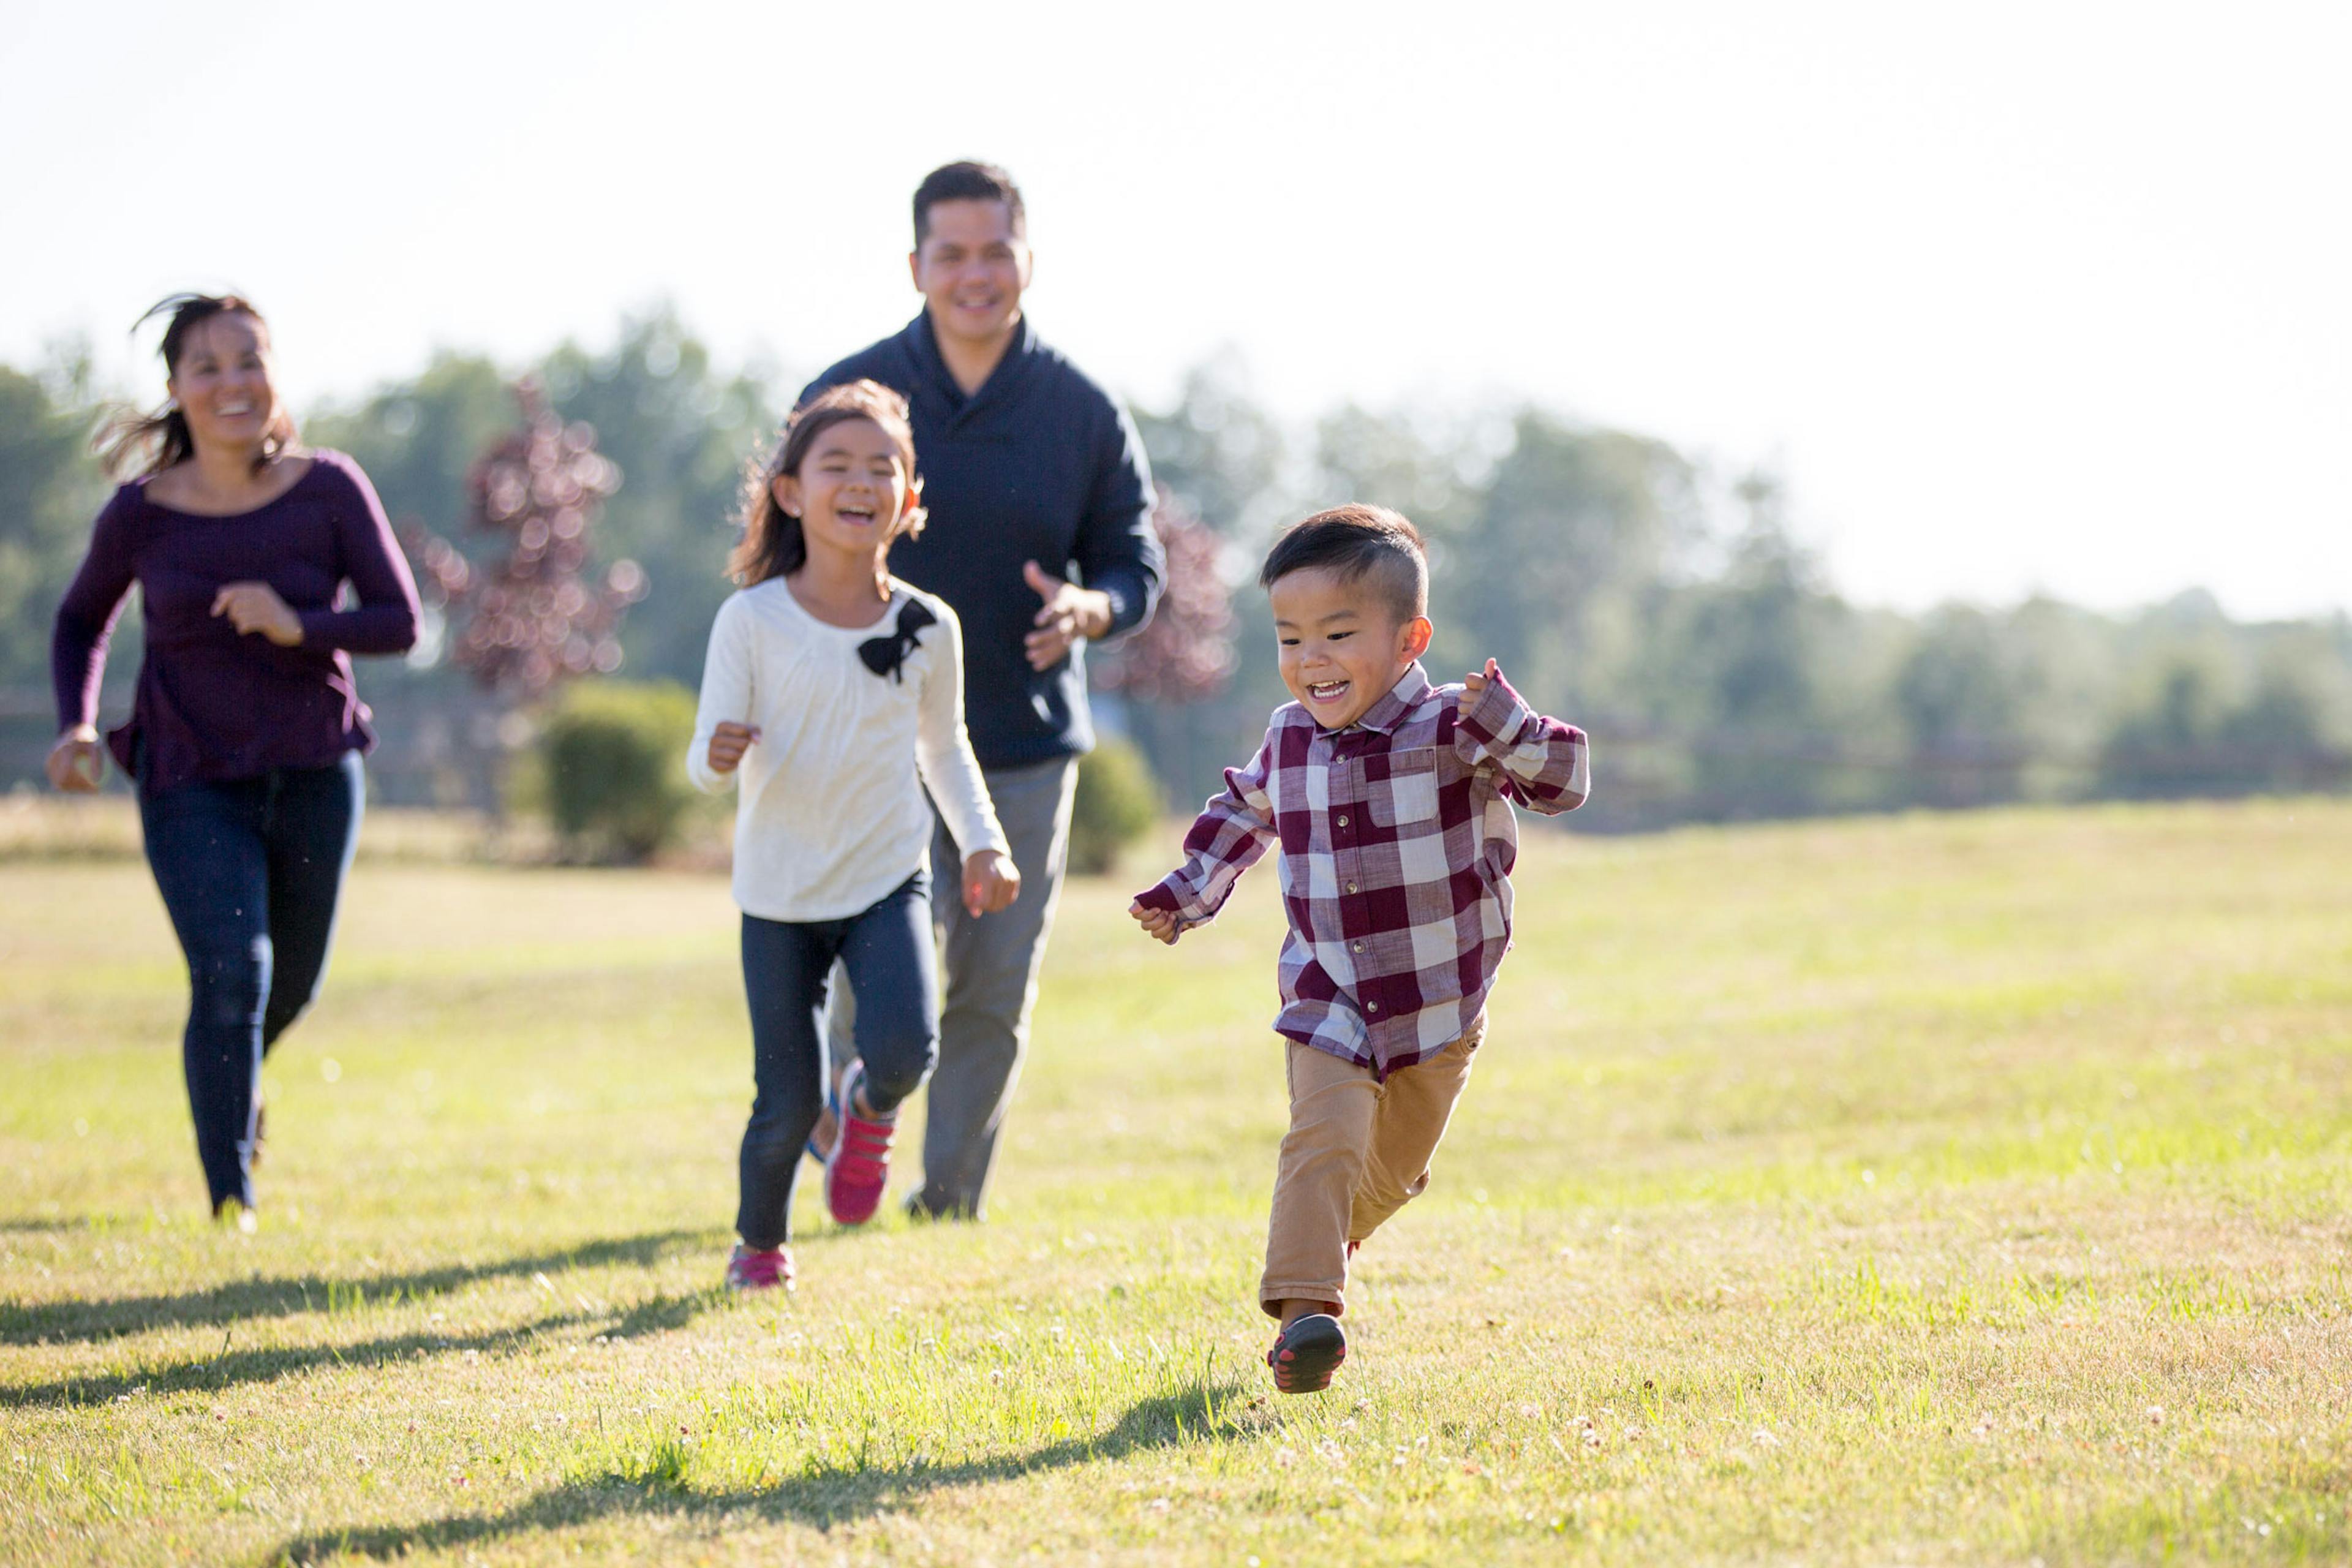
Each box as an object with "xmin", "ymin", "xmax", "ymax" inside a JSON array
[{"xmin": 858, "ymin": 598, "xmax": 937, "ymax": 684}]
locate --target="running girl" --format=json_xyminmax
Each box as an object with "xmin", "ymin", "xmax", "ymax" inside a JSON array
[{"xmin": 688, "ymin": 379, "xmax": 1017, "ymax": 1291}]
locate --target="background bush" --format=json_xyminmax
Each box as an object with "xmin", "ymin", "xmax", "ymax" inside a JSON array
[
  {"xmin": 536, "ymin": 679, "xmax": 700, "ymax": 863},
  {"xmin": 1066, "ymin": 736, "xmax": 1162, "ymax": 877}
]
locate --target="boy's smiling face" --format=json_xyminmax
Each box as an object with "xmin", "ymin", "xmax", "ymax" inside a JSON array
[{"xmin": 1269, "ymin": 565, "xmax": 1434, "ymax": 731}]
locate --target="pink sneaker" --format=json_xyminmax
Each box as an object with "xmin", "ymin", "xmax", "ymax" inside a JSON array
[
  {"xmin": 725, "ymin": 1243, "xmax": 794, "ymax": 1291},
  {"xmin": 824, "ymin": 1061, "xmax": 895, "ymax": 1226}
]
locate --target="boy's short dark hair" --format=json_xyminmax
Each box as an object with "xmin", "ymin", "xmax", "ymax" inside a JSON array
[
  {"xmin": 913, "ymin": 161, "xmax": 1027, "ymax": 246},
  {"xmin": 1259, "ymin": 504, "xmax": 1429, "ymax": 627}
]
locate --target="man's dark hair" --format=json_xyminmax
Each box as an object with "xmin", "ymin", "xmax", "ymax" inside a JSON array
[
  {"xmin": 913, "ymin": 161, "xmax": 1027, "ymax": 247},
  {"xmin": 1259, "ymin": 504, "xmax": 1429, "ymax": 627}
]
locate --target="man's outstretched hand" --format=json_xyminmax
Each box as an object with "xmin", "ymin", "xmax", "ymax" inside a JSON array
[
  {"xmin": 1022, "ymin": 560, "xmax": 1114, "ymax": 670},
  {"xmin": 1129, "ymin": 900, "xmax": 1182, "ymax": 946}
]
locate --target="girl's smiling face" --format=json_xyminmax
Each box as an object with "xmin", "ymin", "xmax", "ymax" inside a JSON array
[
  {"xmin": 1268, "ymin": 565, "xmax": 1434, "ymax": 730},
  {"xmin": 772, "ymin": 417, "xmax": 921, "ymax": 560}
]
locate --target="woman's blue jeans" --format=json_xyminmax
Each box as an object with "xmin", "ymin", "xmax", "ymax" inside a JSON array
[{"xmin": 138, "ymin": 752, "xmax": 364, "ymax": 1211}]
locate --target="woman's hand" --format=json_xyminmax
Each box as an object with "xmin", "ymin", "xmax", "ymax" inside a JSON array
[
  {"xmin": 1457, "ymin": 658, "xmax": 1499, "ymax": 718},
  {"xmin": 45, "ymin": 725, "xmax": 106, "ymax": 794},
  {"xmin": 963, "ymin": 850, "xmax": 1022, "ymax": 917},
  {"xmin": 1129, "ymin": 901, "xmax": 1182, "ymax": 946},
  {"xmin": 706, "ymin": 722, "xmax": 759, "ymax": 774},
  {"xmin": 211, "ymin": 582, "xmax": 304, "ymax": 646}
]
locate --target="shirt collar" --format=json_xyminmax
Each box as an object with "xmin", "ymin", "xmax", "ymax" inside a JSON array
[
  {"xmin": 906, "ymin": 309, "xmax": 1038, "ymax": 413},
  {"xmin": 1351, "ymin": 662, "xmax": 1432, "ymax": 736}
]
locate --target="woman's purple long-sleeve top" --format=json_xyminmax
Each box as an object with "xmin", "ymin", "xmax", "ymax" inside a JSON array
[{"xmin": 50, "ymin": 449, "xmax": 421, "ymax": 793}]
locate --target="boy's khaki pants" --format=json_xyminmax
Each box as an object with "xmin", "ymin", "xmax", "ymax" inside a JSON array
[{"xmin": 1259, "ymin": 1014, "xmax": 1485, "ymax": 1318}]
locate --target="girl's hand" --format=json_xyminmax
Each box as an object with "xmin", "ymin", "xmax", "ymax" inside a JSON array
[
  {"xmin": 45, "ymin": 726, "xmax": 105, "ymax": 794},
  {"xmin": 706, "ymin": 722, "xmax": 759, "ymax": 773},
  {"xmin": 211, "ymin": 582, "xmax": 304, "ymax": 646},
  {"xmin": 963, "ymin": 850, "xmax": 1021, "ymax": 917},
  {"xmin": 1457, "ymin": 658, "xmax": 1499, "ymax": 718},
  {"xmin": 1129, "ymin": 900, "xmax": 1182, "ymax": 946}
]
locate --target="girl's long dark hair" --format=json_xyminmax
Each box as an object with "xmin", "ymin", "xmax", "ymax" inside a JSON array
[
  {"xmin": 730, "ymin": 379, "xmax": 925, "ymax": 586},
  {"xmin": 95, "ymin": 293, "xmax": 298, "ymax": 481}
]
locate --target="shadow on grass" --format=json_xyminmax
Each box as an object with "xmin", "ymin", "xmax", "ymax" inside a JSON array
[
  {"xmin": 0, "ymin": 1228, "xmax": 715, "ymax": 1346},
  {"xmin": 2, "ymin": 1311, "xmax": 588, "ymax": 1409},
  {"xmin": 1, "ymin": 1288, "xmax": 729, "ymax": 1409},
  {"xmin": 270, "ymin": 1379, "xmax": 1245, "ymax": 1564}
]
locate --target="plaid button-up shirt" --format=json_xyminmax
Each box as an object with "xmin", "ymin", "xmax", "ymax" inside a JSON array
[{"xmin": 1134, "ymin": 661, "xmax": 1589, "ymax": 1077}]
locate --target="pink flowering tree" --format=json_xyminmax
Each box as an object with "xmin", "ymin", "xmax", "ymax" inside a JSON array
[
  {"xmin": 405, "ymin": 380, "xmax": 644, "ymax": 699},
  {"xmin": 400, "ymin": 380, "xmax": 646, "ymax": 810},
  {"xmin": 1090, "ymin": 487, "xmax": 1238, "ymax": 808},
  {"xmin": 1091, "ymin": 487, "xmax": 1236, "ymax": 704}
]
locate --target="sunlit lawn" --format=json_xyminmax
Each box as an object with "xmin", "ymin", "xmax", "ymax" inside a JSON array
[{"xmin": 4, "ymin": 798, "xmax": 2351, "ymax": 1565}]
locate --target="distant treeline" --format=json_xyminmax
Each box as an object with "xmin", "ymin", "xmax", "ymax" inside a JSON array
[{"xmin": 6, "ymin": 312, "xmax": 2349, "ymax": 829}]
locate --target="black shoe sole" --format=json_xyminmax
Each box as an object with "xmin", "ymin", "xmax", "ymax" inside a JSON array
[{"xmin": 1268, "ymin": 1313, "xmax": 1347, "ymax": 1393}]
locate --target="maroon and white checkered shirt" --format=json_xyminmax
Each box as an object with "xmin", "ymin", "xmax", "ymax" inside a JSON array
[{"xmin": 1134, "ymin": 662, "xmax": 1589, "ymax": 1077}]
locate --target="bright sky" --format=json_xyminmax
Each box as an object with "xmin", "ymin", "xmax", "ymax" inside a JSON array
[{"xmin": 6, "ymin": 1, "xmax": 2346, "ymax": 619}]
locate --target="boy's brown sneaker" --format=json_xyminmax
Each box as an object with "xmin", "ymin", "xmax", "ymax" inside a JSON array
[{"xmin": 1267, "ymin": 1311, "xmax": 1346, "ymax": 1393}]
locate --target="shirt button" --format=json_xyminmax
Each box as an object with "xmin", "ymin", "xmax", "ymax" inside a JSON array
[
  {"xmin": 1366, "ymin": 1002, "xmax": 1380, "ymax": 1014},
  {"xmin": 1336, "ymin": 813, "xmax": 1350, "ymax": 827},
  {"xmin": 1352, "ymin": 942, "xmax": 1366, "ymax": 953},
  {"xmin": 1346, "ymin": 881, "xmax": 1359, "ymax": 894}
]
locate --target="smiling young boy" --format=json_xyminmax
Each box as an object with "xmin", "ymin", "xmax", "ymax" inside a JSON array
[{"xmin": 1129, "ymin": 504, "xmax": 1589, "ymax": 1393}]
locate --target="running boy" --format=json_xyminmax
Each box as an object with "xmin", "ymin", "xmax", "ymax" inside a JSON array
[{"xmin": 1128, "ymin": 505, "xmax": 1589, "ymax": 1393}]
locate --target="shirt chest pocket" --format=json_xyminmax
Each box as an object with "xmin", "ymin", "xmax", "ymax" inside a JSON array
[{"xmin": 1365, "ymin": 747, "xmax": 1442, "ymax": 829}]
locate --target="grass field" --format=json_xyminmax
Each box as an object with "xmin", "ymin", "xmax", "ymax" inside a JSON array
[{"xmin": 4, "ymin": 799, "xmax": 2351, "ymax": 1566}]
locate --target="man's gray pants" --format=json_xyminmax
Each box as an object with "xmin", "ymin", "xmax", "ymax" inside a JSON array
[{"xmin": 827, "ymin": 756, "xmax": 1077, "ymax": 1218}]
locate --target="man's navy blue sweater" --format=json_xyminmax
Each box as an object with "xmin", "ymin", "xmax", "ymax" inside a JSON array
[{"xmin": 802, "ymin": 312, "xmax": 1164, "ymax": 770}]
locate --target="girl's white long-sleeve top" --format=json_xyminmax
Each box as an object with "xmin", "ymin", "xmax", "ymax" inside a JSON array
[{"xmin": 686, "ymin": 577, "xmax": 1009, "ymax": 922}]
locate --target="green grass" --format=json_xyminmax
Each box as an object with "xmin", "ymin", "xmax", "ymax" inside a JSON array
[{"xmin": 4, "ymin": 798, "xmax": 2352, "ymax": 1564}]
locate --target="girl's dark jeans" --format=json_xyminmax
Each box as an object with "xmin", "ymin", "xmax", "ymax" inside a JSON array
[
  {"xmin": 138, "ymin": 752, "xmax": 364, "ymax": 1211},
  {"xmin": 737, "ymin": 872, "xmax": 938, "ymax": 1250}
]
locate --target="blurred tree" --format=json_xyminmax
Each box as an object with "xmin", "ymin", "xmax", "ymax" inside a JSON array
[
  {"xmin": 1092, "ymin": 489, "xmax": 1236, "ymax": 705},
  {"xmin": 1310, "ymin": 402, "xmax": 1478, "ymax": 699},
  {"xmin": 16, "ymin": 325, "xmax": 2352, "ymax": 821},
  {"xmin": 2098, "ymin": 647, "xmax": 2236, "ymax": 798},
  {"xmin": 1652, "ymin": 476, "xmax": 1849, "ymax": 818},
  {"xmin": 1997, "ymin": 595, "xmax": 2120, "ymax": 797},
  {"xmin": 303, "ymin": 355, "xmax": 541, "ymax": 805},
  {"xmin": 0, "ymin": 355, "xmax": 111, "ymax": 693},
  {"xmin": 418, "ymin": 381, "xmax": 639, "ymax": 696},
  {"xmin": 1893, "ymin": 606, "xmax": 2027, "ymax": 807},
  {"xmin": 1091, "ymin": 488, "xmax": 1240, "ymax": 805},
  {"xmin": 387, "ymin": 383, "xmax": 643, "ymax": 810},
  {"xmin": 538, "ymin": 308, "xmax": 782, "ymax": 683},
  {"xmin": 304, "ymin": 353, "xmax": 514, "ymax": 551},
  {"xmin": 1444, "ymin": 411, "xmax": 1698, "ymax": 715},
  {"xmin": 1131, "ymin": 354, "xmax": 1287, "ymax": 537},
  {"xmin": 2218, "ymin": 628, "xmax": 2352, "ymax": 793},
  {"xmin": 1313, "ymin": 404, "xmax": 1478, "ymax": 535}
]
